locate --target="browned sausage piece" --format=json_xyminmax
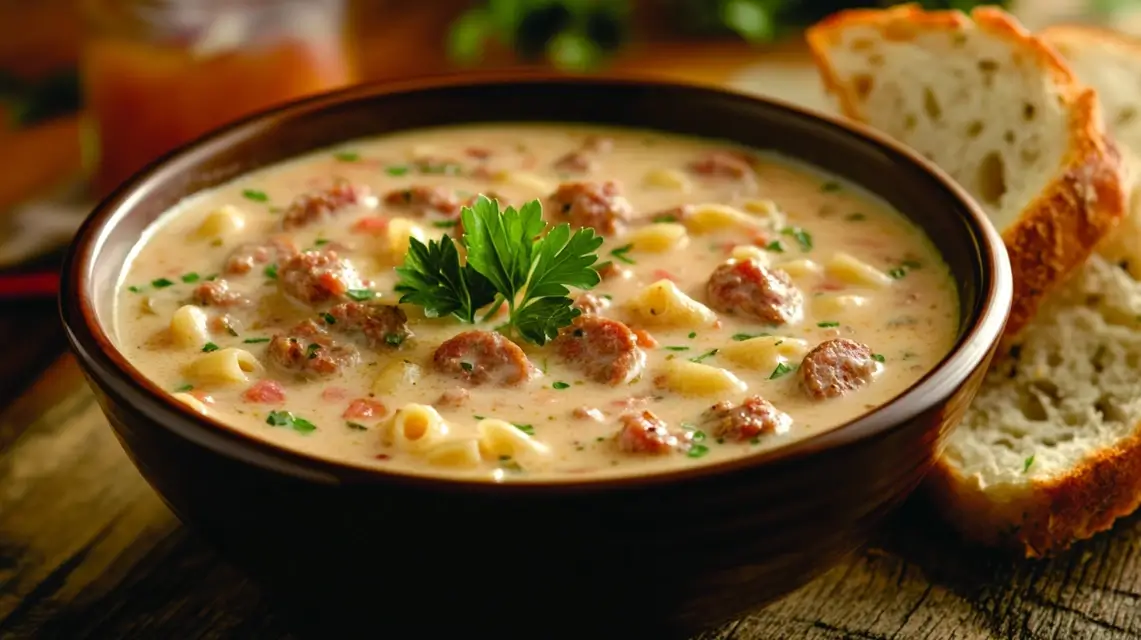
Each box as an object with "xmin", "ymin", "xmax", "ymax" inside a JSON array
[
  {"xmin": 266, "ymin": 320, "xmax": 360, "ymax": 379},
  {"xmin": 553, "ymin": 135, "xmax": 614, "ymax": 174},
  {"xmin": 281, "ymin": 180, "xmax": 371, "ymax": 230},
  {"xmin": 225, "ymin": 237, "xmax": 297, "ymax": 275},
  {"xmin": 552, "ymin": 315, "xmax": 645, "ymax": 386},
  {"xmin": 706, "ymin": 259, "xmax": 804, "ymax": 325},
  {"xmin": 545, "ymin": 181, "xmax": 633, "ymax": 236},
  {"xmin": 278, "ymin": 249, "xmax": 365, "ymax": 306},
  {"xmin": 432, "ymin": 330, "xmax": 537, "ymax": 386},
  {"xmin": 615, "ymin": 410, "xmax": 689, "ymax": 455},
  {"xmin": 382, "ymin": 185, "xmax": 461, "ymax": 217},
  {"xmin": 191, "ymin": 280, "xmax": 248, "ymax": 307},
  {"xmin": 324, "ymin": 302, "xmax": 413, "ymax": 349},
  {"xmin": 701, "ymin": 395, "xmax": 792, "ymax": 442},
  {"xmin": 800, "ymin": 338, "xmax": 879, "ymax": 400},
  {"xmin": 572, "ymin": 292, "xmax": 611, "ymax": 316},
  {"xmin": 687, "ymin": 151, "xmax": 754, "ymax": 179}
]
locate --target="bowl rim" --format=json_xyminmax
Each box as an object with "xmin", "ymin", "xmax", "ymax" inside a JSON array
[{"xmin": 60, "ymin": 70, "xmax": 1013, "ymax": 490}]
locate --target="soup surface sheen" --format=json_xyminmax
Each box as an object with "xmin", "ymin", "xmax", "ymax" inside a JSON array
[{"xmin": 115, "ymin": 123, "xmax": 958, "ymax": 481}]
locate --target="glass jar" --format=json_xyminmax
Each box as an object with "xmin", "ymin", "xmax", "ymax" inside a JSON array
[{"xmin": 80, "ymin": 0, "xmax": 358, "ymax": 198}]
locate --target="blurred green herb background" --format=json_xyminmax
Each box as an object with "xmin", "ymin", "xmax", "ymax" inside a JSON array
[{"xmin": 447, "ymin": 0, "xmax": 1016, "ymax": 71}]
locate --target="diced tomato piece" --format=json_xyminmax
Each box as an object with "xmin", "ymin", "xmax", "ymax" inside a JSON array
[
  {"xmin": 465, "ymin": 147, "xmax": 492, "ymax": 159},
  {"xmin": 749, "ymin": 231, "xmax": 769, "ymax": 247},
  {"xmin": 633, "ymin": 328, "xmax": 658, "ymax": 349},
  {"xmin": 321, "ymin": 386, "xmax": 349, "ymax": 401},
  {"xmin": 351, "ymin": 216, "xmax": 389, "ymax": 235},
  {"xmin": 242, "ymin": 380, "xmax": 286, "ymax": 404},
  {"xmin": 317, "ymin": 271, "xmax": 348, "ymax": 296},
  {"xmin": 652, "ymin": 269, "xmax": 677, "ymax": 282},
  {"xmin": 343, "ymin": 398, "xmax": 387, "ymax": 420}
]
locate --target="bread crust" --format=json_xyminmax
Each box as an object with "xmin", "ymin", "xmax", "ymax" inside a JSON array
[
  {"xmin": 806, "ymin": 5, "xmax": 1127, "ymax": 343},
  {"xmin": 926, "ymin": 418, "xmax": 1141, "ymax": 558}
]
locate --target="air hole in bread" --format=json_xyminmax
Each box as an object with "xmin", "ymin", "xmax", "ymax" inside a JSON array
[
  {"xmin": 1117, "ymin": 106, "xmax": 1137, "ymax": 126},
  {"xmin": 904, "ymin": 113, "xmax": 918, "ymax": 131},
  {"xmin": 1022, "ymin": 103, "xmax": 1036, "ymax": 121},
  {"xmin": 868, "ymin": 53, "xmax": 884, "ymax": 67},
  {"xmin": 1095, "ymin": 394, "xmax": 1127, "ymax": 423},
  {"xmin": 853, "ymin": 74, "xmax": 874, "ymax": 100},
  {"xmin": 923, "ymin": 87, "xmax": 942, "ymax": 120},
  {"xmin": 1046, "ymin": 351, "xmax": 1063, "ymax": 367},
  {"xmin": 978, "ymin": 59, "xmax": 999, "ymax": 72},
  {"xmin": 1020, "ymin": 146, "xmax": 1040, "ymax": 165},
  {"xmin": 1032, "ymin": 379, "xmax": 1060, "ymax": 400},
  {"xmin": 977, "ymin": 151, "xmax": 1007, "ymax": 204},
  {"xmin": 1018, "ymin": 390, "xmax": 1048, "ymax": 422},
  {"xmin": 952, "ymin": 33, "xmax": 967, "ymax": 47},
  {"xmin": 1003, "ymin": 130, "xmax": 1016, "ymax": 144},
  {"xmin": 851, "ymin": 38, "xmax": 875, "ymax": 51},
  {"xmin": 1092, "ymin": 344, "xmax": 1109, "ymax": 373},
  {"xmin": 966, "ymin": 121, "xmax": 984, "ymax": 138},
  {"xmin": 993, "ymin": 437, "xmax": 1017, "ymax": 450}
]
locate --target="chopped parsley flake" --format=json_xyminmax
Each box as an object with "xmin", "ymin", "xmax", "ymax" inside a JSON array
[
  {"xmin": 306, "ymin": 343, "xmax": 322, "ymax": 359},
  {"xmin": 764, "ymin": 240, "xmax": 785, "ymax": 253},
  {"xmin": 334, "ymin": 151, "xmax": 360, "ymax": 162},
  {"xmin": 173, "ymin": 383, "xmax": 194, "ymax": 392},
  {"xmin": 346, "ymin": 289, "xmax": 377, "ymax": 302},
  {"xmin": 872, "ymin": 353, "xmax": 886, "ymax": 363},
  {"xmin": 385, "ymin": 165, "xmax": 410, "ymax": 176},
  {"xmin": 151, "ymin": 278, "xmax": 175, "ymax": 289},
  {"xmin": 320, "ymin": 312, "xmax": 336, "ymax": 324},
  {"xmin": 346, "ymin": 421, "xmax": 369, "ymax": 431},
  {"xmin": 460, "ymin": 362, "xmax": 474, "ymax": 372},
  {"xmin": 473, "ymin": 415, "xmax": 486, "ymax": 420},
  {"xmin": 180, "ymin": 272, "xmax": 200, "ymax": 284},
  {"xmin": 663, "ymin": 346, "xmax": 690, "ymax": 351},
  {"xmin": 264, "ymin": 264, "xmax": 278, "ymax": 280},
  {"xmin": 732, "ymin": 332, "xmax": 770, "ymax": 341},
  {"xmin": 817, "ymin": 321, "xmax": 840, "ymax": 328},
  {"xmin": 513, "ymin": 423, "xmax": 535, "ymax": 435},
  {"xmin": 432, "ymin": 220, "xmax": 458, "ymax": 228},
  {"xmin": 128, "ymin": 285, "xmax": 142, "ymax": 293},
  {"xmin": 687, "ymin": 444, "xmax": 710, "ymax": 459},
  {"xmin": 781, "ymin": 226, "xmax": 813, "ymax": 251},
  {"xmin": 769, "ymin": 362, "xmax": 794, "ymax": 379},
  {"xmin": 820, "ymin": 181, "xmax": 842, "ymax": 193},
  {"xmin": 689, "ymin": 348, "xmax": 719, "ymax": 363},
  {"xmin": 552, "ymin": 381, "xmax": 570, "ymax": 390},
  {"xmin": 201, "ymin": 342, "xmax": 220, "ymax": 353},
  {"xmin": 266, "ymin": 410, "xmax": 317, "ymax": 433},
  {"xmin": 314, "ymin": 238, "xmax": 330, "ymax": 247},
  {"xmin": 243, "ymin": 337, "xmax": 271, "ymax": 344},
  {"xmin": 688, "ymin": 331, "xmax": 697, "ymax": 339},
  {"xmin": 421, "ymin": 162, "xmax": 463, "ymax": 175},
  {"xmin": 242, "ymin": 189, "xmax": 269, "ymax": 202},
  {"xmin": 609, "ymin": 243, "xmax": 636, "ymax": 265},
  {"xmin": 846, "ymin": 212, "xmax": 866, "ymax": 221},
  {"xmin": 888, "ymin": 259, "xmax": 922, "ymax": 280},
  {"xmin": 651, "ymin": 213, "xmax": 678, "ymax": 223},
  {"xmin": 384, "ymin": 333, "xmax": 405, "ymax": 347},
  {"xmin": 1022, "ymin": 455, "xmax": 1034, "ymax": 473}
]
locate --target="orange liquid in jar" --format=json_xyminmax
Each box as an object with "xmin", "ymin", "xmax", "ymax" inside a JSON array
[{"xmin": 83, "ymin": 34, "xmax": 356, "ymax": 197}]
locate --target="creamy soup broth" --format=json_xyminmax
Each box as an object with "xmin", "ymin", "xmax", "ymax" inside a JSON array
[{"xmin": 115, "ymin": 123, "xmax": 959, "ymax": 481}]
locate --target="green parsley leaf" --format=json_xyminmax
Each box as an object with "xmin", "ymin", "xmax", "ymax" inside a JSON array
[
  {"xmin": 334, "ymin": 151, "xmax": 360, "ymax": 162},
  {"xmin": 462, "ymin": 196, "xmax": 544, "ymax": 304},
  {"xmin": 769, "ymin": 362, "xmax": 794, "ymax": 379},
  {"xmin": 652, "ymin": 213, "xmax": 678, "ymax": 223},
  {"xmin": 663, "ymin": 346, "xmax": 690, "ymax": 351},
  {"xmin": 395, "ymin": 234, "xmax": 497, "ymax": 323},
  {"xmin": 173, "ymin": 383, "xmax": 194, "ymax": 392},
  {"xmin": 688, "ymin": 331, "xmax": 697, "ymax": 339},
  {"xmin": 1022, "ymin": 455, "xmax": 1034, "ymax": 473},
  {"xmin": 346, "ymin": 289, "xmax": 376, "ymax": 302},
  {"xmin": 513, "ymin": 423, "xmax": 535, "ymax": 435},
  {"xmin": 151, "ymin": 278, "xmax": 175, "ymax": 289},
  {"xmin": 385, "ymin": 165, "xmax": 410, "ymax": 176},
  {"xmin": 314, "ymin": 238, "xmax": 330, "ymax": 247},
  {"xmin": 128, "ymin": 285, "xmax": 142, "ymax": 293},
  {"xmin": 320, "ymin": 312, "xmax": 336, "ymax": 324},
  {"xmin": 181, "ymin": 272, "xmax": 200, "ymax": 284},
  {"xmin": 764, "ymin": 240, "xmax": 784, "ymax": 253},
  {"xmin": 306, "ymin": 343, "xmax": 322, "ymax": 359},
  {"xmin": 817, "ymin": 321, "xmax": 840, "ymax": 328},
  {"xmin": 781, "ymin": 226, "xmax": 813, "ymax": 251},
  {"xmin": 346, "ymin": 421, "xmax": 369, "ymax": 431},
  {"xmin": 384, "ymin": 333, "xmax": 405, "ymax": 347},
  {"xmin": 242, "ymin": 189, "xmax": 269, "ymax": 202},
  {"xmin": 513, "ymin": 296, "xmax": 578, "ymax": 345},
  {"xmin": 872, "ymin": 353, "xmax": 886, "ymax": 363},
  {"xmin": 687, "ymin": 443, "xmax": 710, "ymax": 459},
  {"xmin": 820, "ymin": 181, "xmax": 841, "ymax": 193},
  {"xmin": 243, "ymin": 337, "xmax": 271, "ymax": 344},
  {"xmin": 201, "ymin": 342, "xmax": 220, "ymax": 353},
  {"xmin": 609, "ymin": 243, "xmax": 636, "ymax": 265},
  {"xmin": 552, "ymin": 381, "xmax": 570, "ymax": 390},
  {"xmin": 732, "ymin": 332, "xmax": 770, "ymax": 341},
  {"xmin": 264, "ymin": 264, "xmax": 278, "ymax": 280},
  {"xmin": 266, "ymin": 410, "xmax": 317, "ymax": 433},
  {"xmin": 690, "ymin": 348, "xmax": 719, "ymax": 363}
]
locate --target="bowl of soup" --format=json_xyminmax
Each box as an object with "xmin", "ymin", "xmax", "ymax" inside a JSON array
[{"xmin": 60, "ymin": 74, "xmax": 1011, "ymax": 638}]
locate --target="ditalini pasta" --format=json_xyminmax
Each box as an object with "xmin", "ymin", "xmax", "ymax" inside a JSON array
[{"xmin": 114, "ymin": 123, "xmax": 958, "ymax": 481}]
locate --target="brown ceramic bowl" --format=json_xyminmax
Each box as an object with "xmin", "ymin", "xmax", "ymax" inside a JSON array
[{"xmin": 60, "ymin": 74, "xmax": 1011, "ymax": 638}]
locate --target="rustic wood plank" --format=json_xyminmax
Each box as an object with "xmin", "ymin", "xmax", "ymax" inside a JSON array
[{"xmin": 1, "ymin": 354, "xmax": 1140, "ymax": 639}]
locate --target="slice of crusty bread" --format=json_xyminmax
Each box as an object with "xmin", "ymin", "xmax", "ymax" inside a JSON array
[
  {"xmin": 920, "ymin": 25, "xmax": 1141, "ymax": 558},
  {"xmin": 806, "ymin": 4, "xmax": 1127, "ymax": 340}
]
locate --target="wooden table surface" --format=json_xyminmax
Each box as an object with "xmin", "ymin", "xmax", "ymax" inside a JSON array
[{"xmin": 2, "ymin": 5, "xmax": 1141, "ymax": 640}]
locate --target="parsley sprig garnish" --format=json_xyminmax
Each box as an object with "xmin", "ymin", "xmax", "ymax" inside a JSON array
[{"xmin": 395, "ymin": 195, "xmax": 604, "ymax": 345}]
